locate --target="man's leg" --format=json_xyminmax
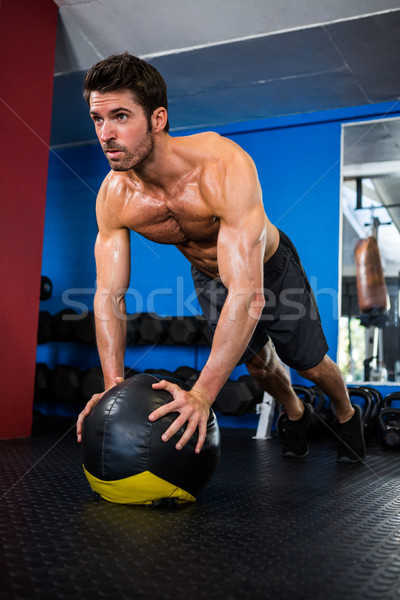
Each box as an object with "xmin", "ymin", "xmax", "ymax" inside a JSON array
[
  {"xmin": 297, "ymin": 354, "xmax": 353, "ymax": 423},
  {"xmin": 246, "ymin": 341, "xmax": 312, "ymax": 457},
  {"xmin": 297, "ymin": 354, "xmax": 366, "ymax": 462},
  {"xmin": 246, "ymin": 344, "xmax": 366, "ymax": 462}
]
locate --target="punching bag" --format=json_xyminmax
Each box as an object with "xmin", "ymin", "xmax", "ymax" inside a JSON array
[{"xmin": 354, "ymin": 236, "xmax": 388, "ymax": 326}]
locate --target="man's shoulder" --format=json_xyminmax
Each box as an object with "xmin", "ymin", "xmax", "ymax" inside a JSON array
[
  {"xmin": 95, "ymin": 172, "xmax": 134, "ymax": 231},
  {"xmin": 181, "ymin": 131, "xmax": 238, "ymax": 154},
  {"xmin": 97, "ymin": 171, "xmax": 131, "ymax": 204},
  {"xmin": 177, "ymin": 132, "xmax": 248, "ymax": 176}
]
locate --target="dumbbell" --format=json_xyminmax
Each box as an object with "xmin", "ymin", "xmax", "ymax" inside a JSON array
[
  {"xmin": 139, "ymin": 313, "xmax": 170, "ymax": 344},
  {"xmin": 52, "ymin": 309, "xmax": 79, "ymax": 342},
  {"xmin": 37, "ymin": 311, "xmax": 54, "ymax": 344},
  {"xmin": 214, "ymin": 379, "xmax": 254, "ymax": 416},
  {"xmin": 51, "ymin": 364, "xmax": 82, "ymax": 403},
  {"xmin": 173, "ymin": 366, "xmax": 200, "ymax": 387},
  {"xmin": 378, "ymin": 392, "xmax": 400, "ymax": 448},
  {"xmin": 238, "ymin": 375, "xmax": 264, "ymax": 405},
  {"xmin": 196, "ymin": 315, "xmax": 212, "ymax": 345},
  {"xmin": 144, "ymin": 368, "xmax": 176, "ymax": 379},
  {"xmin": 81, "ymin": 367, "xmax": 104, "ymax": 401},
  {"xmin": 124, "ymin": 366, "xmax": 140, "ymax": 380},
  {"xmin": 75, "ymin": 311, "xmax": 97, "ymax": 346},
  {"xmin": 40, "ymin": 276, "xmax": 52, "ymax": 301},
  {"xmin": 34, "ymin": 363, "xmax": 52, "ymax": 403},
  {"xmin": 126, "ymin": 313, "xmax": 143, "ymax": 345},
  {"xmin": 82, "ymin": 366, "xmax": 142, "ymax": 401},
  {"xmin": 169, "ymin": 317, "xmax": 202, "ymax": 345}
]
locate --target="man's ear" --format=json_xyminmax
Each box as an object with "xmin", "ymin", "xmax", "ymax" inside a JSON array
[{"xmin": 152, "ymin": 107, "xmax": 168, "ymax": 132}]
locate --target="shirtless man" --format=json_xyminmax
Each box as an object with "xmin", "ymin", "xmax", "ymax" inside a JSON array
[{"xmin": 76, "ymin": 52, "xmax": 365, "ymax": 463}]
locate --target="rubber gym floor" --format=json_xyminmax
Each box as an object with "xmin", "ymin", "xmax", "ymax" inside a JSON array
[{"xmin": 1, "ymin": 416, "xmax": 400, "ymax": 600}]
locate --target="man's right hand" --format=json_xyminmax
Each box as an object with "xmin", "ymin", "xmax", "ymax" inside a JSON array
[{"xmin": 76, "ymin": 376, "xmax": 124, "ymax": 443}]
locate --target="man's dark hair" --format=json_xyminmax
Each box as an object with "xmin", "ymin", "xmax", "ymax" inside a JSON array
[{"xmin": 83, "ymin": 52, "xmax": 169, "ymax": 133}]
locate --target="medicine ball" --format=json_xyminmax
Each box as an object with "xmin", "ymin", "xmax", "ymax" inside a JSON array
[{"xmin": 81, "ymin": 373, "xmax": 221, "ymax": 505}]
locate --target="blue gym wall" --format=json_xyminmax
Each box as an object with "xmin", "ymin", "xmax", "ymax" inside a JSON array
[{"xmin": 38, "ymin": 100, "xmax": 400, "ymax": 381}]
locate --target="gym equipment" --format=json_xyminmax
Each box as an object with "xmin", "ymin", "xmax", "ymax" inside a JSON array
[
  {"xmin": 51, "ymin": 364, "xmax": 82, "ymax": 404},
  {"xmin": 75, "ymin": 311, "xmax": 96, "ymax": 346},
  {"xmin": 196, "ymin": 315, "xmax": 212, "ymax": 345},
  {"xmin": 124, "ymin": 366, "xmax": 140, "ymax": 380},
  {"xmin": 173, "ymin": 366, "xmax": 200, "ymax": 386},
  {"xmin": 276, "ymin": 385, "xmax": 337, "ymax": 440},
  {"xmin": 39, "ymin": 309, "xmax": 212, "ymax": 348},
  {"xmin": 383, "ymin": 391, "xmax": 400, "ymax": 409},
  {"xmin": 37, "ymin": 311, "xmax": 54, "ymax": 344},
  {"xmin": 214, "ymin": 379, "xmax": 254, "ymax": 416},
  {"xmin": 239, "ymin": 375, "xmax": 264, "ymax": 405},
  {"xmin": 81, "ymin": 373, "xmax": 221, "ymax": 505},
  {"xmin": 126, "ymin": 314, "xmax": 143, "ymax": 345},
  {"xmin": 310, "ymin": 386, "xmax": 336, "ymax": 437},
  {"xmin": 354, "ymin": 236, "xmax": 388, "ymax": 315},
  {"xmin": 52, "ymin": 309, "xmax": 79, "ymax": 342},
  {"xmin": 40, "ymin": 276, "xmax": 52, "ymax": 301},
  {"xmin": 144, "ymin": 368, "xmax": 175, "ymax": 379},
  {"xmin": 292, "ymin": 385, "xmax": 318, "ymax": 408},
  {"xmin": 357, "ymin": 386, "xmax": 382, "ymax": 439},
  {"xmin": 34, "ymin": 363, "xmax": 52, "ymax": 403},
  {"xmin": 81, "ymin": 367, "xmax": 104, "ymax": 401},
  {"xmin": 294, "ymin": 385, "xmax": 327, "ymax": 438},
  {"xmin": 139, "ymin": 313, "xmax": 170, "ymax": 344},
  {"xmin": 169, "ymin": 317, "xmax": 202, "ymax": 345},
  {"xmin": 378, "ymin": 392, "xmax": 400, "ymax": 448},
  {"xmin": 347, "ymin": 387, "xmax": 374, "ymax": 436}
]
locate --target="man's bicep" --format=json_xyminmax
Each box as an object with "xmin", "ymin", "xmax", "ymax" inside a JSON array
[{"xmin": 95, "ymin": 227, "xmax": 131, "ymax": 294}]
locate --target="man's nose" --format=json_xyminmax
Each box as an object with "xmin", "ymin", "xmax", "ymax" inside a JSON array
[{"xmin": 100, "ymin": 121, "xmax": 115, "ymax": 142}]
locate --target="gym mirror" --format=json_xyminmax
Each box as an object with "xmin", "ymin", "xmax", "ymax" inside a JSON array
[{"xmin": 339, "ymin": 118, "xmax": 400, "ymax": 384}]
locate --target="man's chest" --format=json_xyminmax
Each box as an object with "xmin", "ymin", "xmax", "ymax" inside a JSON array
[{"xmin": 123, "ymin": 188, "xmax": 220, "ymax": 245}]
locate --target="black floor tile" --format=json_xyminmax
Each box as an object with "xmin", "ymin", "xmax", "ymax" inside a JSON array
[{"xmin": 1, "ymin": 420, "xmax": 400, "ymax": 600}]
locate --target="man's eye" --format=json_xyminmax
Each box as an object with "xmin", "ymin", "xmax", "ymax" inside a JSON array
[
  {"xmin": 116, "ymin": 114, "xmax": 127, "ymax": 121},
  {"xmin": 93, "ymin": 117, "xmax": 102, "ymax": 124}
]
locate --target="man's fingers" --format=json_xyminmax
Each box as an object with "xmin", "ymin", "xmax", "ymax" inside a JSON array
[
  {"xmin": 195, "ymin": 420, "xmax": 208, "ymax": 454},
  {"xmin": 174, "ymin": 420, "xmax": 199, "ymax": 450},
  {"xmin": 149, "ymin": 398, "xmax": 180, "ymax": 422},
  {"xmin": 152, "ymin": 379, "xmax": 178, "ymax": 394},
  {"xmin": 149, "ymin": 382, "xmax": 210, "ymax": 452},
  {"xmin": 161, "ymin": 413, "xmax": 190, "ymax": 444},
  {"xmin": 149, "ymin": 381, "xmax": 182, "ymax": 421},
  {"xmin": 76, "ymin": 394, "xmax": 102, "ymax": 442}
]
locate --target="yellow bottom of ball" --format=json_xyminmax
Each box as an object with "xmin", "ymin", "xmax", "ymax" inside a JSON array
[{"xmin": 83, "ymin": 466, "xmax": 196, "ymax": 505}]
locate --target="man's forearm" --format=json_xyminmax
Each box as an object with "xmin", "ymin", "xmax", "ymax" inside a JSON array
[
  {"xmin": 94, "ymin": 291, "xmax": 127, "ymax": 390},
  {"xmin": 192, "ymin": 291, "xmax": 264, "ymax": 403}
]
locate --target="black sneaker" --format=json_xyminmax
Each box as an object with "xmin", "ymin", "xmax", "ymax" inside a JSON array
[
  {"xmin": 336, "ymin": 404, "xmax": 366, "ymax": 463},
  {"xmin": 282, "ymin": 403, "xmax": 312, "ymax": 458}
]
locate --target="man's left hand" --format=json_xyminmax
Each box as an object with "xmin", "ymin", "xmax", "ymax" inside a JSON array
[{"xmin": 149, "ymin": 380, "xmax": 211, "ymax": 454}]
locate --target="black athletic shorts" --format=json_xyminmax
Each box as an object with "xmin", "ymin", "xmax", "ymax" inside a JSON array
[{"xmin": 191, "ymin": 230, "xmax": 329, "ymax": 370}]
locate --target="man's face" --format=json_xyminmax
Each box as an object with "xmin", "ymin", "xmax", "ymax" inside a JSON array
[{"xmin": 89, "ymin": 90, "xmax": 154, "ymax": 171}]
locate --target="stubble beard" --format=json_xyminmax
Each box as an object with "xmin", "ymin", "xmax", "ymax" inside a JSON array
[{"xmin": 105, "ymin": 130, "xmax": 155, "ymax": 172}]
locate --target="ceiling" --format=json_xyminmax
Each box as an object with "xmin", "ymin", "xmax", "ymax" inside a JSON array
[{"xmin": 51, "ymin": 0, "xmax": 400, "ymax": 146}]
